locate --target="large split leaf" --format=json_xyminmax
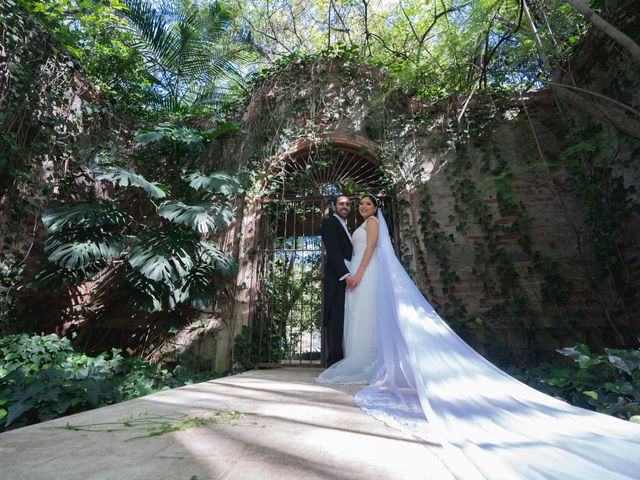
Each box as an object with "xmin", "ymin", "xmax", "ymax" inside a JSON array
[
  {"xmin": 175, "ymin": 265, "xmax": 218, "ymax": 309},
  {"xmin": 183, "ymin": 170, "xmax": 243, "ymax": 195},
  {"xmin": 124, "ymin": 269, "xmax": 164, "ymax": 312},
  {"xmin": 197, "ymin": 240, "xmax": 236, "ymax": 276},
  {"xmin": 45, "ymin": 230, "xmax": 124, "ymax": 269},
  {"xmin": 94, "ymin": 167, "xmax": 168, "ymax": 199},
  {"xmin": 159, "ymin": 201, "xmax": 214, "ymax": 233},
  {"xmin": 42, "ymin": 202, "xmax": 132, "ymax": 233},
  {"xmin": 127, "ymin": 227, "xmax": 196, "ymax": 283},
  {"xmin": 158, "ymin": 200, "xmax": 233, "ymax": 233},
  {"xmin": 134, "ymin": 122, "xmax": 206, "ymax": 148}
]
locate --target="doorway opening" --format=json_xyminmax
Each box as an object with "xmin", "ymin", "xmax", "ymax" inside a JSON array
[{"xmin": 245, "ymin": 138, "xmax": 397, "ymax": 367}]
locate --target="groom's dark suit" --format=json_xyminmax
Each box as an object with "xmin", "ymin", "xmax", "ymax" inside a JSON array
[{"xmin": 321, "ymin": 214, "xmax": 353, "ymax": 366}]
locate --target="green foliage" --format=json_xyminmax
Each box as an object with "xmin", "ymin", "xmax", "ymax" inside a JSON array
[
  {"xmin": 184, "ymin": 170, "xmax": 244, "ymax": 195},
  {"xmin": 41, "ymin": 202, "xmax": 131, "ymax": 269},
  {"xmin": 0, "ymin": 251, "xmax": 26, "ymax": 332},
  {"xmin": 135, "ymin": 121, "xmax": 240, "ymax": 148},
  {"xmin": 509, "ymin": 344, "xmax": 640, "ymax": 420},
  {"xmin": 36, "ymin": 122, "xmax": 243, "ymax": 313},
  {"xmin": 120, "ymin": 0, "xmax": 250, "ymax": 113},
  {"xmin": 94, "ymin": 167, "xmax": 169, "ymax": 199},
  {"xmin": 562, "ymin": 127, "xmax": 640, "ymax": 290},
  {"xmin": 42, "ymin": 202, "xmax": 134, "ymax": 233},
  {"xmin": 240, "ymin": 0, "xmax": 586, "ymax": 98},
  {"xmin": 0, "ymin": 333, "xmax": 221, "ymax": 431},
  {"xmin": 12, "ymin": 0, "xmax": 152, "ymax": 117},
  {"xmin": 232, "ymin": 325, "xmax": 258, "ymax": 371},
  {"xmin": 0, "ymin": 0, "xmax": 111, "ymax": 195}
]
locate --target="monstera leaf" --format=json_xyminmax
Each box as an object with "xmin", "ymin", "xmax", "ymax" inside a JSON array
[
  {"xmin": 30, "ymin": 264, "xmax": 103, "ymax": 291},
  {"xmin": 171, "ymin": 242, "xmax": 235, "ymax": 309},
  {"xmin": 158, "ymin": 200, "xmax": 233, "ymax": 233},
  {"xmin": 42, "ymin": 202, "xmax": 132, "ymax": 233},
  {"xmin": 183, "ymin": 170, "xmax": 243, "ymax": 195},
  {"xmin": 135, "ymin": 122, "xmax": 240, "ymax": 149},
  {"xmin": 127, "ymin": 227, "xmax": 196, "ymax": 283},
  {"xmin": 134, "ymin": 122, "xmax": 206, "ymax": 148},
  {"xmin": 45, "ymin": 230, "xmax": 124, "ymax": 269},
  {"xmin": 158, "ymin": 201, "xmax": 215, "ymax": 233},
  {"xmin": 197, "ymin": 240, "xmax": 236, "ymax": 276},
  {"xmin": 175, "ymin": 265, "xmax": 218, "ymax": 309},
  {"xmin": 199, "ymin": 122, "xmax": 241, "ymax": 141},
  {"xmin": 94, "ymin": 167, "xmax": 169, "ymax": 199},
  {"xmin": 125, "ymin": 269, "xmax": 164, "ymax": 313}
]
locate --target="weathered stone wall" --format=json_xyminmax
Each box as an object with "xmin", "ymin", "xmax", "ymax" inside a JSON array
[
  {"xmin": 0, "ymin": 5, "xmax": 114, "ymax": 333},
  {"xmin": 218, "ymin": 56, "xmax": 639, "ymax": 367}
]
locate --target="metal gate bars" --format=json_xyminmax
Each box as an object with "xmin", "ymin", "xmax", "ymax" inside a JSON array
[{"xmin": 250, "ymin": 197, "xmax": 329, "ymax": 367}]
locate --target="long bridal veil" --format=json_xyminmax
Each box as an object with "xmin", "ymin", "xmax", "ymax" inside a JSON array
[{"xmin": 355, "ymin": 211, "xmax": 640, "ymax": 479}]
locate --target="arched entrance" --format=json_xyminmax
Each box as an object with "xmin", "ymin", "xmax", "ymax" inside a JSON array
[{"xmin": 243, "ymin": 135, "xmax": 399, "ymax": 367}]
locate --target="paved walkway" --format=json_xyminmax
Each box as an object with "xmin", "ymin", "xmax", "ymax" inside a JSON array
[{"xmin": 0, "ymin": 368, "xmax": 454, "ymax": 480}]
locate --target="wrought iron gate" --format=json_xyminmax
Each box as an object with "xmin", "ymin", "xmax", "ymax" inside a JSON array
[
  {"xmin": 244, "ymin": 141, "xmax": 398, "ymax": 367},
  {"xmin": 251, "ymin": 198, "xmax": 324, "ymax": 366}
]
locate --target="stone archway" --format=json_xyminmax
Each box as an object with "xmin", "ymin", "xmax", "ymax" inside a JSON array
[{"xmin": 231, "ymin": 134, "xmax": 397, "ymax": 368}]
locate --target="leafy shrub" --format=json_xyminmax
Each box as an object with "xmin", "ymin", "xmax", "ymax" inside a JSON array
[
  {"xmin": 508, "ymin": 344, "xmax": 640, "ymax": 421},
  {"xmin": 35, "ymin": 122, "xmax": 243, "ymax": 313},
  {"xmin": 0, "ymin": 333, "xmax": 220, "ymax": 431}
]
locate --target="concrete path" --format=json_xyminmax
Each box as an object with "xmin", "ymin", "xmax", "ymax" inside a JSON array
[{"xmin": 0, "ymin": 368, "xmax": 454, "ymax": 480}]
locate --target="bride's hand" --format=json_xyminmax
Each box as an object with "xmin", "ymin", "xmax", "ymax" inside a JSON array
[{"xmin": 350, "ymin": 274, "xmax": 362, "ymax": 291}]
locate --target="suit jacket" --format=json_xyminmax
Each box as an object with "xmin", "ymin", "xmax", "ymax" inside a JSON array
[{"xmin": 321, "ymin": 215, "xmax": 353, "ymax": 326}]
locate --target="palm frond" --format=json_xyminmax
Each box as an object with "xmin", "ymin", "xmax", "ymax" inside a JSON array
[
  {"xmin": 121, "ymin": 0, "xmax": 176, "ymax": 66},
  {"xmin": 120, "ymin": 0, "xmax": 249, "ymax": 112},
  {"xmin": 94, "ymin": 167, "xmax": 169, "ymax": 199}
]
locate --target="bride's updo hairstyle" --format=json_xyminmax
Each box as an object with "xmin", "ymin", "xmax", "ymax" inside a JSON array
[{"xmin": 361, "ymin": 193, "xmax": 379, "ymax": 215}]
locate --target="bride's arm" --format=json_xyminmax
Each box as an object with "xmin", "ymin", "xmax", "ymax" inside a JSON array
[{"xmin": 350, "ymin": 217, "xmax": 379, "ymax": 290}]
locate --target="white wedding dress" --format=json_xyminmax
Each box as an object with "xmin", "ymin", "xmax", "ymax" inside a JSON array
[
  {"xmin": 319, "ymin": 211, "xmax": 640, "ymax": 479},
  {"xmin": 316, "ymin": 218, "xmax": 379, "ymax": 384}
]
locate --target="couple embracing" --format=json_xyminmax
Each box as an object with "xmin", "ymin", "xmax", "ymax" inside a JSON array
[
  {"xmin": 318, "ymin": 194, "xmax": 380, "ymax": 384},
  {"xmin": 314, "ymin": 194, "xmax": 640, "ymax": 479}
]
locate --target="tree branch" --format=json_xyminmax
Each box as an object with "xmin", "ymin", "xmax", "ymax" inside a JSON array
[{"xmin": 561, "ymin": 0, "xmax": 640, "ymax": 63}]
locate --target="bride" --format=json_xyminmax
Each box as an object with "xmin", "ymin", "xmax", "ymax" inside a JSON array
[{"xmin": 317, "ymin": 194, "xmax": 640, "ymax": 479}]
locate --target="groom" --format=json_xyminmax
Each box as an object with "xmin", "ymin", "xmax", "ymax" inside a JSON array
[{"xmin": 321, "ymin": 195, "xmax": 354, "ymax": 367}]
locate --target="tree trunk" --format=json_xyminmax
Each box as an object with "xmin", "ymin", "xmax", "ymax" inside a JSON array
[
  {"xmin": 561, "ymin": 0, "xmax": 640, "ymax": 63},
  {"xmin": 552, "ymin": 84, "xmax": 640, "ymax": 139}
]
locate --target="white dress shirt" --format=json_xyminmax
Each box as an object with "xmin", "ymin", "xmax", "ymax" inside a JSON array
[{"xmin": 333, "ymin": 214, "xmax": 352, "ymax": 281}]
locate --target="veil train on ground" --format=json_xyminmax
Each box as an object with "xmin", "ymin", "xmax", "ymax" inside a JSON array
[{"xmin": 354, "ymin": 211, "xmax": 640, "ymax": 480}]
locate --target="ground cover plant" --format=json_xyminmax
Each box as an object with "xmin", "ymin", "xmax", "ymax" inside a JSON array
[
  {"xmin": 0, "ymin": 333, "xmax": 221, "ymax": 432},
  {"xmin": 508, "ymin": 344, "xmax": 640, "ymax": 422}
]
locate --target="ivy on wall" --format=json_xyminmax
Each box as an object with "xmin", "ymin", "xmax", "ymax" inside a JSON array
[{"xmin": 228, "ymin": 49, "xmax": 640, "ymax": 364}]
